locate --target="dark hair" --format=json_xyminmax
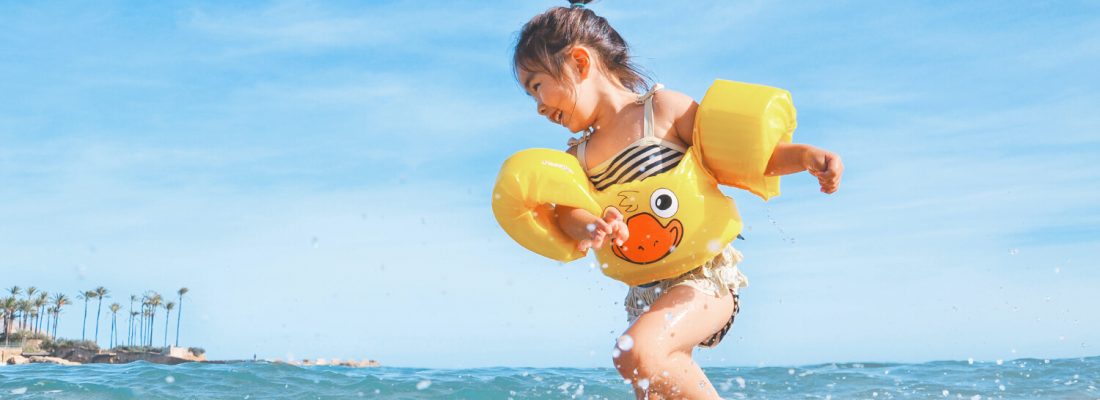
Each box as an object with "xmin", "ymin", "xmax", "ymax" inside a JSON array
[{"xmin": 512, "ymin": 1, "xmax": 650, "ymax": 93}]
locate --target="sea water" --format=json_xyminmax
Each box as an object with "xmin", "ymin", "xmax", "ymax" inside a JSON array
[{"xmin": 0, "ymin": 356, "xmax": 1096, "ymax": 399}]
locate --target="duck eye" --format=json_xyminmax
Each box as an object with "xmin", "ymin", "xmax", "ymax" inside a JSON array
[{"xmin": 650, "ymin": 188, "xmax": 678, "ymax": 219}]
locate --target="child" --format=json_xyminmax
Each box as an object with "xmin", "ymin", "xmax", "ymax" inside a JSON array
[{"xmin": 511, "ymin": 2, "xmax": 842, "ymax": 398}]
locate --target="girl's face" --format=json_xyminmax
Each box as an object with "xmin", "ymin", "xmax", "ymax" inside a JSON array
[{"xmin": 517, "ymin": 49, "xmax": 598, "ymax": 134}]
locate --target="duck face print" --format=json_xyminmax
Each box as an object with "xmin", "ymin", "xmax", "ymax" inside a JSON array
[{"xmin": 610, "ymin": 188, "xmax": 684, "ymax": 264}]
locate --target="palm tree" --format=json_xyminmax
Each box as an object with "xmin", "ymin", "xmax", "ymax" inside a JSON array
[
  {"xmin": 45, "ymin": 306, "xmax": 56, "ymax": 337},
  {"xmin": 175, "ymin": 287, "xmax": 188, "ymax": 347},
  {"xmin": 145, "ymin": 292, "xmax": 163, "ymax": 347},
  {"xmin": 128, "ymin": 295, "xmax": 137, "ymax": 346},
  {"xmin": 78, "ymin": 290, "xmax": 96, "ymax": 341},
  {"xmin": 34, "ymin": 292, "xmax": 47, "ymax": 335},
  {"xmin": 50, "ymin": 293, "xmax": 70, "ymax": 338},
  {"xmin": 18, "ymin": 300, "xmax": 33, "ymax": 333},
  {"xmin": 94, "ymin": 286, "xmax": 109, "ymax": 345},
  {"xmin": 7, "ymin": 286, "xmax": 21, "ymax": 299},
  {"xmin": 162, "ymin": 302, "xmax": 175, "ymax": 348},
  {"xmin": 109, "ymin": 303, "xmax": 121, "ymax": 349},
  {"xmin": 24, "ymin": 287, "xmax": 37, "ymax": 331},
  {"xmin": 142, "ymin": 309, "xmax": 152, "ymax": 346},
  {"xmin": 129, "ymin": 311, "xmax": 139, "ymax": 346},
  {"xmin": 2, "ymin": 297, "xmax": 16, "ymax": 346},
  {"xmin": 138, "ymin": 297, "xmax": 146, "ymax": 346}
]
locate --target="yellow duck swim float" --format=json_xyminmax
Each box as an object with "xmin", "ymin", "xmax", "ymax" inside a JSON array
[{"xmin": 492, "ymin": 80, "xmax": 796, "ymax": 286}]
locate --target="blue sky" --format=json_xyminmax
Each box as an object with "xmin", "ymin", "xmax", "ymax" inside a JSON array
[{"xmin": 1, "ymin": 1, "xmax": 1098, "ymax": 368}]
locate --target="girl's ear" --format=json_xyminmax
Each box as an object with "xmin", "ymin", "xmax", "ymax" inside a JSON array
[{"xmin": 568, "ymin": 46, "xmax": 592, "ymax": 79}]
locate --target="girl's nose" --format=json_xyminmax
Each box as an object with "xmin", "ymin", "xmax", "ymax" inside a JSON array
[{"xmin": 537, "ymin": 103, "xmax": 549, "ymax": 117}]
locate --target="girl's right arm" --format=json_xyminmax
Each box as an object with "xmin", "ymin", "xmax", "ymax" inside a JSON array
[
  {"xmin": 554, "ymin": 205, "xmax": 628, "ymax": 252},
  {"xmin": 558, "ymin": 145, "xmax": 628, "ymax": 251}
]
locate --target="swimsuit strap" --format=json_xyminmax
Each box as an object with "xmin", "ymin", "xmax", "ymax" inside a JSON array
[
  {"xmin": 636, "ymin": 83, "xmax": 664, "ymax": 138},
  {"xmin": 570, "ymin": 83, "xmax": 663, "ymax": 173},
  {"xmin": 575, "ymin": 137, "xmax": 589, "ymax": 173}
]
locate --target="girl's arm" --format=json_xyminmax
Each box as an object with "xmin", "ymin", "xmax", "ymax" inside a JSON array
[
  {"xmin": 667, "ymin": 93, "xmax": 844, "ymax": 194},
  {"xmin": 559, "ymin": 147, "xmax": 629, "ymax": 251},
  {"xmin": 765, "ymin": 143, "xmax": 844, "ymax": 194}
]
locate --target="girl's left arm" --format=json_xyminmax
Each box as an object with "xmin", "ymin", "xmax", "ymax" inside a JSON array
[
  {"xmin": 667, "ymin": 92, "xmax": 843, "ymax": 194},
  {"xmin": 765, "ymin": 143, "xmax": 844, "ymax": 194}
]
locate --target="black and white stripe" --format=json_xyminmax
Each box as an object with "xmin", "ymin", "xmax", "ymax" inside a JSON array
[{"xmin": 589, "ymin": 144, "xmax": 684, "ymax": 191}]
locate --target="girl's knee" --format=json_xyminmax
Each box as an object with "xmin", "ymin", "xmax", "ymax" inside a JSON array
[{"xmin": 612, "ymin": 334, "xmax": 671, "ymax": 378}]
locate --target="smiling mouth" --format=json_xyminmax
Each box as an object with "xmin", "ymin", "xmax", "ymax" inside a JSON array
[{"xmin": 554, "ymin": 111, "xmax": 564, "ymax": 126}]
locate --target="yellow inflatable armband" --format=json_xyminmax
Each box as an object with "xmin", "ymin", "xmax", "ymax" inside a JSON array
[
  {"xmin": 492, "ymin": 149, "xmax": 601, "ymax": 261},
  {"xmin": 493, "ymin": 80, "xmax": 796, "ymax": 286},
  {"xmin": 693, "ymin": 80, "xmax": 796, "ymax": 200}
]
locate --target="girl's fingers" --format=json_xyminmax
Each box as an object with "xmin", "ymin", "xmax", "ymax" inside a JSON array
[
  {"xmin": 603, "ymin": 207, "xmax": 624, "ymax": 222},
  {"xmin": 590, "ymin": 231, "xmax": 607, "ymax": 249},
  {"xmin": 601, "ymin": 207, "xmax": 629, "ymax": 246},
  {"xmin": 611, "ymin": 221, "xmax": 629, "ymax": 246}
]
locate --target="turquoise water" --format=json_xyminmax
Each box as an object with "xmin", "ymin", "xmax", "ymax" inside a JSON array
[{"xmin": 0, "ymin": 357, "xmax": 1096, "ymax": 399}]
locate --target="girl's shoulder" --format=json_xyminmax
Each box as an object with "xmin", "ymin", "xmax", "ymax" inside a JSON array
[{"xmin": 652, "ymin": 88, "xmax": 700, "ymax": 145}]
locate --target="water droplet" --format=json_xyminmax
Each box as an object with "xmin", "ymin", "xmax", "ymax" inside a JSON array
[
  {"xmin": 707, "ymin": 240, "xmax": 722, "ymax": 253},
  {"xmin": 638, "ymin": 379, "xmax": 650, "ymax": 390},
  {"xmin": 617, "ymin": 335, "xmax": 635, "ymax": 351},
  {"xmin": 736, "ymin": 376, "xmax": 746, "ymax": 389},
  {"xmin": 788, "ymin": 369, "xmax": 795, "ymax": 375},
  {"xmin": 416, "ymin": 380, "xmax": 431, "ymax": 390},
  {"xmin": 996, "ymin": 359, "xmax": 1003, "ymax": 365},
  {"xmin": 999, "ymin": 384, "xmax": 1005, "ymax": 391},
  {"xmin": 1009, "ymin": 248, "xmax": 1019, "ymax": 255},
  {"xmin": 968, "ymin": 357, "xmax": 974, "ymax": 365},
  {"xmin": 165, "ymin": 376, "xmax": 175, "ymax": 384},
  {"xmin": 612, "ymin": 348, "xmax": 622, "ymax": 358},
  {"xmin": 586, "ymin": 223, "xmax": 596, "ymax": 232},
  {"xmin": 942, "ymin": 390, "xmax": 949, "ymax": 396}
]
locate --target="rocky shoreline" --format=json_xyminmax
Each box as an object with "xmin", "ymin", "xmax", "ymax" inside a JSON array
[{"xmin": 2, "ymin": 343, "xmax": 380, "ymax": 368}]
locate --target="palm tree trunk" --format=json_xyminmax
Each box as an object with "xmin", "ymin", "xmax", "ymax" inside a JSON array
[
  {"xmin": 139, "ymin": 305, "xmax": 145, "ymax": 347},
  {"xmin": 94, "ymin": 297, "xmax": 103, "ymax": 345},
  {"xmin": 111, "ymin": 315, "xmax": 117, "ymax": 349},
  {"xmin": 81, "ymin": 299, "xmax": 89, "ymax": 341},
  {"xmin": 163, "ymin": 309, "xmax": 171, "ymax": 348},
  {"xmin": 149, "ymin": 311, "xmax": 156, "ymax": 348},
  {"xmin": 175, "ymin": 296, "xmax": 183, "ymax": 347}
]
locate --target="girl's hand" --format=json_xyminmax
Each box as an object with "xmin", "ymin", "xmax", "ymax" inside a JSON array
[
  {"xmin": 573, "ymin": 208, "xmax": 630, "ymax": 253},
  {"xmin": 802, "ymin": 148, "xmax": 844, "ymax": 194}
]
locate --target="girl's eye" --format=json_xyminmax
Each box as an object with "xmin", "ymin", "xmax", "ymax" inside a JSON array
[{"xmin": 533, "ymin": 83, "xmax": 541, "ymax": 92}]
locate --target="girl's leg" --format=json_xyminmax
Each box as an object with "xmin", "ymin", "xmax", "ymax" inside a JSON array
[{"xmin": 614, "ymin": 285, "xmax": 736, "ymax": 399}]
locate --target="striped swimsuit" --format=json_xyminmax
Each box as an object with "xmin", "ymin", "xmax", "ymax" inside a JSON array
[{"xmin": 573, "ymin": 84, "xmax": 687, "ymax": 187}]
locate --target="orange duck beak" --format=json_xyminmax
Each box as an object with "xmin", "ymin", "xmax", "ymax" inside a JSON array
[{"xmin": 612, "ymin": 213, "xmax": 683, "ymax": 264}]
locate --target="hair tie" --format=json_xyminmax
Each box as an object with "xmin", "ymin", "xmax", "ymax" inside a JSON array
[{"xmin": 570, "ymin": 2, "xmax": 586, "ymax": 8}]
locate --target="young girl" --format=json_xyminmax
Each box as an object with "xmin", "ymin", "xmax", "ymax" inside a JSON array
[{"xmin": 512, "ymin": 2, "xmax": 842, "ymax": 398}]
